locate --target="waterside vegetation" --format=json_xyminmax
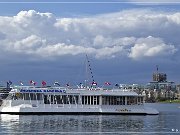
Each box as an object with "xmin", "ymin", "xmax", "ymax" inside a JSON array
[{"xmin": 158, "ymin": 99, "xmax": 180, "ymax": 103}]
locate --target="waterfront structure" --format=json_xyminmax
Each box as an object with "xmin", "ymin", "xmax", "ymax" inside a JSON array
[
  {"xmin": 153, "ymin": 73, "xmax": 167, "ymax": 82},
  {"xmin": 149, "ymin": 66, "xmax": 176, "ymax": 92},
  {"xmin": 144, "ymin": 68, "xmax": 176, "ymax": 101},
  {"xmin": 175, "ymin": 85, "xmax": 180, "ymax": 99},
  {"xmin": 148, "ymin": 81, "xmax": 176, "ymax": 91},
  {"xmin": 0, "ymin": 86, "xmax": 158, "ymax": 115}
]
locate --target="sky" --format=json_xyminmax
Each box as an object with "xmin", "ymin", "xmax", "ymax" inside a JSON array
[{"xmin": 0, "ymin": 0, "xmax": 180, "ymax": 86}]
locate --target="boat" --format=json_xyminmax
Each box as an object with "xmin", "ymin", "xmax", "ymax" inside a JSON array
[{"xmin": 0, "ymin": 85, "xmax": 159, "ymax": 115}]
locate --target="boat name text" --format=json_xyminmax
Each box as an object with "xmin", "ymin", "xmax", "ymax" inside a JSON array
[{"xmin": 20, "ymin": 89, "xmax": 66, "ymax": 93}]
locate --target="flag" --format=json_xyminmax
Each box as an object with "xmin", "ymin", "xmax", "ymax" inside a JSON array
[
  {"xmin": 105, "ymin": 82, "xmax": 111, "ymax": 85},
  {"xmin": 42, "ymin": 81, "xmax": 47, "ymax": 86},
  {"xmin": 79, "ymin": 83, "xmax": 84, "ymax": 88},
  {"xmin": 7, "ymin": 80, "xmax": 12, "ymax": 86},
  {"xmin": 20, "ymin": 81, "xmax": 24, "ymax": 86},
  {"xmin": 30, "ymin": 80, "xmax": 34, "ymax": 84},
  {"xmin": 92, "ymin": 81, "xmax": 97, "ymax": 86},
  {"xmin": 30, "ymin": 80, "xmax": 36, "ymax": 85},
  {"xmin": 54, "ymin": 81, "xmax": 60, "ymax": 86},
  {"xmin": 66, "ymin": 83, "xmax": 70, "ymax": 87},
  {"xmin": 8, "ymin": 80, "xmax": 12, "ymax": 85}
]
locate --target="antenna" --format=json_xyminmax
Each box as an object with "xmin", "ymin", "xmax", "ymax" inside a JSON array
[{"xmin": 156, "ymin": 65, "xmax": 159, "ymax": 73}]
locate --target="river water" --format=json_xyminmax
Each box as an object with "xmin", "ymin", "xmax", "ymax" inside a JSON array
[{"xmin": 0, "ymin": 103, "xmax": 179, "ymax": 134}]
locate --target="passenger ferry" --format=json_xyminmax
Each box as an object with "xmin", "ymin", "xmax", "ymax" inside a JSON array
[{"xmin": 0, "ymin": 85, "xmax": 159, "ymax": 115}]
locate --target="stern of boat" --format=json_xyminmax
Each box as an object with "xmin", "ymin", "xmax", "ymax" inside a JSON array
[{"xmin": 144, "ymin": 107, "xmax": 159, "ymax": 115}]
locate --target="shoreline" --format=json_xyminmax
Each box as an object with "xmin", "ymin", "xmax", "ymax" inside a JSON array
[
  {"xmin": 157, "ymin": 99, "xmax": 180, "ymax": 104},
  {"xmin": 145, "ymin": 99, "xmax": 180, "ymax": 104}
]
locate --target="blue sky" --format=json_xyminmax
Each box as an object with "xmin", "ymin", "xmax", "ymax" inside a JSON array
[{"xmin": 0, "ymin": 1, "xmax": 180, "ymax": 86}]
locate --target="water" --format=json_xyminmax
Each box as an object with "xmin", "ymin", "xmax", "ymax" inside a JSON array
[{"xmin": 0, "ymin": 103, "xmax": 179, "ymax": 134}]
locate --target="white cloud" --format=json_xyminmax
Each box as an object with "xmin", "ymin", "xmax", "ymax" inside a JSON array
[
  {"xmin": 129, "ymin": 36, "xmax": 177, "ymax": 60},
  {"xmin": 167, "ymin": 13, "xmax": 180, "ymax": 24},
  {"xmin": 93, "ymin": 35, "xmax": 136, "ymax": 47},
  {"xmin": 13, "ymin": 10, "xmax": 55, "ymax": 28},
  {"xmin": 0, "ymin": 9, "xmax": 179, "ymax": 62},
  {"xmin": 30, "ymin": 42, "xmax": 124, "ymax": 59},
  {"xmin": 13, "ymin": 35, "xmax": 44, "ymax": 52}
]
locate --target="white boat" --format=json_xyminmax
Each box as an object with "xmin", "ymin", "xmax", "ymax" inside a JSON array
[{"xmin": 0, "ymin": 85, "xmax": 159, "ymax": 115}]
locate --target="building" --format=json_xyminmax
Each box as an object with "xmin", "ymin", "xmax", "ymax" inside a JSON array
[
  {"xmin": 149, "ymin": 71, "xmax": 176, "ymax": 91},
  {"xmin": 153, "ymin": 73, "xmax": 167, "ymax": 82},
  {"xmin": 175, "ymin": 85, "xmax": 180, "ymax": 99},
  {"xmin": 145, "ymin": 68, "xmax": 177, "ymax": 101},
  {"xmin": 148, "ymin": 81, "xmax": 176, "ymax": 91}
]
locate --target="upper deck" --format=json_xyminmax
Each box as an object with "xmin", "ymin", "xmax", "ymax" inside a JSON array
[{"xmin": 11, "ymin": 86, "xmax": 142, "ymax": 97}]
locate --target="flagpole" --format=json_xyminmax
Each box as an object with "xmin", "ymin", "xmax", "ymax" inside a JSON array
[
  {"xmin": 85, "ymin": 80, "xmax": 87, "ymax": 88},
  {"xmin": 156, "ymin": 65, "xmax": 159, "ymax": 73}
]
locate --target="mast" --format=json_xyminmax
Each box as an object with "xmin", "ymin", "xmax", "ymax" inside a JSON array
[{"xmin": 85, "ymin": 54, "xmax": 95, "ymax": 87}]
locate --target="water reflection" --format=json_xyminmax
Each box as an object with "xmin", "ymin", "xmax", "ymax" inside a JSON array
[{"xmin": 0, "ymin": 115, "xmax": 146, "ymax": 133}]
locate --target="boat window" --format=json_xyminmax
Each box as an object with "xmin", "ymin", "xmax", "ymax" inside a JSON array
[
  {"xmin": 12, "ymin": 93, "xmax": 43, "ymax": 101},
  {"xmin": 91, "ymin": 96, "xmax": 93, "ymax": 105},
  {"xmin": 11, "ymin": 93, "xmax": 21, "ymax": 100},
  {"xmin": 81, "ymin": 96, "xmax": 99, "ymax": 105},
  {"xmin": 30, "ymin": 93, "xmax": 36, "ymax": 100},
  {"xmin": 36, "ymin": 93, "xmax": 42, "ymax": 100},
  {"xmin": 43, "ymin": 94, "xmax": 79, "ymax": 105},
  {"xmin": 102, "ymin": 96, "xmax": 126, "ymax": 105},
  {"xmin": 127, "ymin": 96, "xmax": 139, "ymax": 105},
  {"xmin": 138, "ymin": 97, "xmax": 144, "ymax": 104},
  {"xmin": 44, "ymin": 95, "xmax": 50, "ymax": 104},
  {"xmin": 83, "ymin": 96, "xmax": 87, "ymax": 105},
  {"xmin": 64, "ymin": 95, "xmax": 69, "ymax": 104},
  {"xmin": 97, "ymin": 96, "xmax": 99, "ymax": 105},
  {"xmin": 56, "ymin": 95, "xmax": 63, "ymax": 104}
]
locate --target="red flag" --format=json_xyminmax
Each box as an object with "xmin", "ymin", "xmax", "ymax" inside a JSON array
[
  {"xmin": 42, "ymin": 81, "xmax": 46, "ymax": 86},
  {"xmin": 92, "ymin": 82, "xmax": 97, "ymax": 86},
  {"xmin": 30, "ymin": 80, "xmax": 33, "ymax": 84},
  {"xmin": 105, "ymin": 82, "xmax": 111, "ymax": 85}
]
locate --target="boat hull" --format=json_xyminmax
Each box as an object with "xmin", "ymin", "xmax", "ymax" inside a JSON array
[
  {"xmin": 0, "ymin": 104, "xmax": 158, "ymax": 115},
  {"xmin": 0, "ymin": 112, "xmax": 149, "ymax": 115}
]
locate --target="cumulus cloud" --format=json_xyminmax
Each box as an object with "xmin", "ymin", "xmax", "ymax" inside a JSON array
[
  {"xmin": 129, "ymin": 36, "xmax": 177, "ymax": 60},
  {"xmin": 35, "ymin": 43, "xmax": 123, "ymax": 59},
  {"xmin": 93, "ymin": 35, "xmax": 136, "ymax": 47},
  {"xmin": 13, "ymin": 10, "xmax": 56, "ymax": 30},
  {"xmin": 0, "ymin": 9, "xmax": 179, "ymax": 62}
]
